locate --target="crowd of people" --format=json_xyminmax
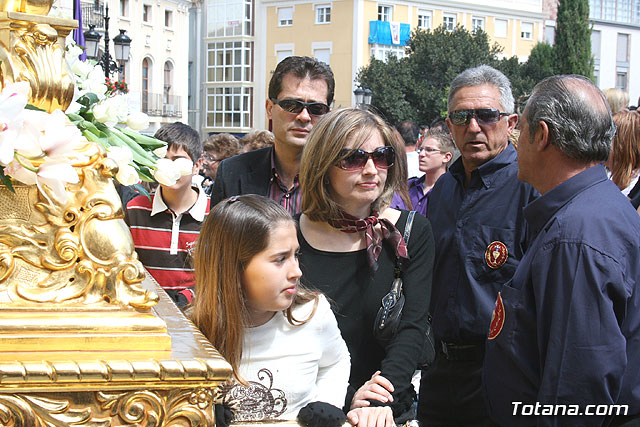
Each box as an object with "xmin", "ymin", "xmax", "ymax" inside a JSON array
[{"xmin": 119, "ymin": 55, "xmax": 640, "ymax": 427}]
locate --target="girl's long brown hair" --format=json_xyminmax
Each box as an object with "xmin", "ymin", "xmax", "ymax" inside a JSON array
[
  {"xmin": 610, "ymin": 111, "xmax": 640, "ymax": 191},
  {"xmin": 190, "ymin": 194, "xmax": 318, "ymax": 383}
]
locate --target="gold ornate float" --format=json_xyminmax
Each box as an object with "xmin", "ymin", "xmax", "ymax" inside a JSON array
[{"xmin": 0, "ymin": 3, "xmax": 233, "ymax": 425}]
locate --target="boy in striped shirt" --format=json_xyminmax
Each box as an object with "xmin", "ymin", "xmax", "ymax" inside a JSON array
[{"xmin": 125, "ymin": 122, "xmax": 209, "ymax": 307}]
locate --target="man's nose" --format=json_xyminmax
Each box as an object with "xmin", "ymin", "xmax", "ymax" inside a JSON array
[{"xmin": 296, "ymin": 106, "xmax": 312, "ymax": 122}]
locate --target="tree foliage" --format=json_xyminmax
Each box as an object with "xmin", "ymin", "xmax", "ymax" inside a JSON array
[
  {"xmin": 554, "ymin": 0, "xmax": 593, "ymax": 77},
  {"xmin": 356, "ymin": 16, "xmax": 592, "ymax": 125}
]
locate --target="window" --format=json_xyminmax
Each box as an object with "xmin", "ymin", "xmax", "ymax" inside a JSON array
[
  {"xmin": 443, "ymin": 13, "xmax": 456, "ymax": 31},
  {"xmin": 370, "ymin": 44, "xmax": 405, "ymax": 61},
  {"xmin": 521, "ymin": 22, "xmax": 533, "ymax": 39},
  {"xmin": 143, "ymin": 4, "xmax": 151, "ymax": 22},
  {"xmin": 206, "ymin": 86, "xmax": 253, "ymax": 129},
  {"xmin": 418, "ymin": 10, "xmax": 432, "ymax": 30},
  {"xmin": 472, "ymin": 16, "xmax": 485, "ymax": 33},
  {"xmin": 141, "ymin": 58, "xmax": 150, "ymax": 114},
  {"xmin": 119, "ymin": 0, "xmax": 128, "ymax": 17},
  {"xmin": 616, "ymin": 71, "xmax": 628, "ymax": 91},
  {"xmin": 316, "ymin": 4, "xmax": 331, "ymax": 24},
  {"xmin": 165, "ymin": 10, "xmax": 173, "ymax": 27},
  {"xmin": 312, "ymin": 42, "xmax": 331, "ymax": 65},
  {"xmin": 314, "ymin": 48, "xmax": 330, "ymax": 65},
  {"xmin": 591, "ymin": 30, "xmax": 601, "ymax": 63},
  {"xmin": 164, "ymin": 62, "xmax": 173, "ymax": 104},
  {"xmin": 207, "ymin": 41, "xmax": 253, "ymax": 83},
  {"xmin": 206, "ymin": 0, "xmax": 253, "ymax": 38},
  {"xmin": 495, "ymin": 19, "xmax": 507, "ymax": 38},
  {"xmin": 544, "ymin": 24, "xmax": 555, "ymax": 45},
  {"xmin": 278, "ymin": 7, "xmax": 293, "ymax": 26},
  {"xmin": 378, "ymin": 5, "xmax": 392, "ymax": 22},
  {"xmin": 617, "ymin": 33, "xmax": 629, "ymax": 63}
]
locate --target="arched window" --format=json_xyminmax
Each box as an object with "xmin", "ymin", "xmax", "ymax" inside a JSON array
[
  {"xmin": 142, "ymin": 58, "xmax": 150, "ymax": 113},
  {"xmin": 163, "ymin": 61, "xmax": 173, "ymax": 104}
]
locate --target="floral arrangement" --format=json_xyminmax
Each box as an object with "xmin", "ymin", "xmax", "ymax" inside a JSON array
[
  {"xmin": 105, "ymin": 77, "xmax": 129, "ymax": 95},
  {"xmin": 0, "ymin": 43, "xmax": 192, "ymax": 201}
]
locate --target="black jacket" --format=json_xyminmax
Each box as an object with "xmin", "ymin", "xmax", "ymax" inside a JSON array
[{"xmin": 211, "ymin": 146, "xmax": 273, "ymax": 207}]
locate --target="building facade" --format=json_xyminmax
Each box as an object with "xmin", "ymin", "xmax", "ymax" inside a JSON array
[
  {"xmin": 196, "ymin": 0, "xmax": 545, "ymax": 134},
  {"xmin": 58, "ymin": 0, "xmax": 192, "ymax": 134}
]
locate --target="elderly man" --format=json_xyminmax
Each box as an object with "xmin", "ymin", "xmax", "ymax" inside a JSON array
[
  {"xmin": 484, "ymin": 75, "xmax": 640, "ymax": 426},
  {"xmin": 211, "ymin": 56, "xmax": 334, "ymax": 214},
  {"xmin": 417, "ymin": 65, "xmax": 538, "ymax": 425}
]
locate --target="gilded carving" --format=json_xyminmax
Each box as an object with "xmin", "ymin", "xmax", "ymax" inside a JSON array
[
  {"xmin": 0, "ymin": 142, "xmax": 157, "ymax": 309},
  {"xmin": 0, "ymin": 393, "xmax": 109, "ymax": 426},
  {"xmin": 0, "ymin": 14, "xmax": 76, "ymax": 113}
]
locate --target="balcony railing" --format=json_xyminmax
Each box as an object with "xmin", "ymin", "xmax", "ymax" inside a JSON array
[
  {"xmin": 81, "ymin": 0, "xmax": 105, "ymax": 31},
  {"xmin": 141, "ymin": 93, "xmax": 183, "ymax": 118}
]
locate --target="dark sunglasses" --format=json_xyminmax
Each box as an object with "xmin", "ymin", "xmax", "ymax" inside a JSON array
[
  {"xmin": 271, "ymin": 98, "xmax": 330, "ymax": 116},
  {"xmin": 449, "ymin": 108, "xmax": 509, "ymax": 126},
  {"xmin": 336, "ymin": 146, "xmax": 395, "ymax": 171}
]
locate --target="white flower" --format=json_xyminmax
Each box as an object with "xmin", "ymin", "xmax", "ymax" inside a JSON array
[
  {"xmin": 153, "ymin": 145, "xmax": 167, "ymax": 158},
  {"xmin": 174, "ymin": 158, "xmax": 194, "ymax": 177},
  {"xmin": 115, "ymin": 164, "xmax": 139, "ymax": 185},
  {"xmin": 70, "ymin": 59, "xmax": 93, "ymax": 82},
  {"xmin": 36, "ymin": 159, "xmax": 80, "ymax": 204},
  {"xmin": 80, "ymin": 65, "xmax": 108, "ymax": 98},
  {"xmin": 107, "ymin": 146, "xmax": 134, "ymax": 165},
  {"xmin": 4, "ymin": 160, "xmax": 36, "ymax": 185},
  {"xmin": 126, "ymin": 112, "xmax": 149, "ymax": 131},
  {"xmin": 153, "ymin": 158, "xmax": 181, "ymax": 186},
  {"xmin": 0, "ymin": 82, "xmax": 29, "ymax": 165},
  {"xmin": 93, "ymin": 96, "xmax": 128, "ymax": 127}
]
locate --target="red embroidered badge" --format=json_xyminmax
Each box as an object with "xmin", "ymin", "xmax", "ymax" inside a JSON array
[
  {"xmin": 485, "ymin": 241, "xmax": 508, "ymax": 269},
  {"xmin": 488, "ymin": 292, "xmax": 505, "ymax": 340}
]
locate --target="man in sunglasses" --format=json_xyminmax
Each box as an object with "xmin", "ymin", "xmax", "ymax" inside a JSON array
[
  {"xmin": 484, "ymin": 76, "xmax": 640, "ymax": 426},
  {"xmin": 417, "ymin": 65, "xmax": 538, "ymax": 425},
  {"xmin": 211, "ymin": 56, "xmax": 334, "ymax": 214}
]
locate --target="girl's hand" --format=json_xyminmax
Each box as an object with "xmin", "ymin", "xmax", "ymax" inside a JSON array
[
  {"xmin": 347, "ymin": 406, "xmax": 395, "ymax": 427},
  {"xmin": 350, "ymin": 371, "xmax": 395, "ymax": 409}
]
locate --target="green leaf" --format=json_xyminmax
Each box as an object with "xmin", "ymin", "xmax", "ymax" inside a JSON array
[
  {"xmin": 131, "ymin": 183, "xmax": 151, "ymax": 200},
  {"xmin": 0, "ymin": 167, "xmax": 15, "ymax": 192},
  {"xmin": 76, "ymin": 93, "xmax": 100, "ymax": 107},
  {"xmin": 25, "ymin": 104, "xmax": 45, "ymax": 112}
]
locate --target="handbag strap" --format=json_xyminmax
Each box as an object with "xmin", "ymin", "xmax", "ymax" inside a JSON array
[{"xmin": 394, "ymin": 211, "xmax": 415, "ymax": 277}]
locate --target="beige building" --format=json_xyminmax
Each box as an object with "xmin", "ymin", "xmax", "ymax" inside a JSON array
[
  {"xmin": 58, "ymin": 0, "xmax": 192, "ymax": 134},
  {"xmin": 199, "ymin": 0, "xmax": 544, "ymax": 134}
]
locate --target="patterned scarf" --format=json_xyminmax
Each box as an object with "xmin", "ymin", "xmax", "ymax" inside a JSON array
[{"xmin": 328, "ymin": 210, "xmax": 408, "ymax": 271}]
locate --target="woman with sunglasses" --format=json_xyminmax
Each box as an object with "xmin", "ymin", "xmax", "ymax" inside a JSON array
[{"xmin": 297, "ymin": 108, "xmax": 435, "ymax": 426}]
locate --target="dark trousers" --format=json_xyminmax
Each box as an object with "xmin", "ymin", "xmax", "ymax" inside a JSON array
[{"xmin": 417, "ymin": 348, "xmax": 497, "ymax": 427}]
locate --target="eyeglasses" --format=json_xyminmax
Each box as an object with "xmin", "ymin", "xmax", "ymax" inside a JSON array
[
  {"xmin": 449, "ymin": 108, "xmax": 509, "ymax": 126},
  {"xmin": 271, "ymin": 98, "xmax": 330, "ymax": 117},
  {"xmin": 336, "ymin": 146, "xmax": 395, "ymax": 171},
  {"xmin": 202, "ymin": 154, "xmax": 221, "ymax": 163},
  {"xmin": 416, "ymin": 146, "xmax": 443, "ymax": 155}
]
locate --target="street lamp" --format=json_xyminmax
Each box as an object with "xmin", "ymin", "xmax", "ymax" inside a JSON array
[
  {"xmin": 83, "ymin": 4, "xmax": 132, "ymax": 78},
  {"xmin": 353, "ymin": 87, "xmax": 373, "ymax": 108}
]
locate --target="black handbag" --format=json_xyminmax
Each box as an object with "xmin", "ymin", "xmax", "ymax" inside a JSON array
[{"xmin": 373, "ymin": 211, "xmax": 436, "ymax": 369}]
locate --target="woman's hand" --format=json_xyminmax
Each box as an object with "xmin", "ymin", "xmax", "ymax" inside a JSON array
[
  {"xmin": 350, "ymin": 371, "xmax": 394, "ymax": 409},
  {"xmin": 347, "ymin": 406, "xmax": 395, "ymax": 427}
]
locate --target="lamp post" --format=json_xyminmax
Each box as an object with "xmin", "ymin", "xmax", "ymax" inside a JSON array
[
  {"xmin": 83, "ymin": 5, "xmax": 131, "ymax": 78},
  {"xmin": 353, "ymin": 87, "xmax": 373, "ymax": 109}
]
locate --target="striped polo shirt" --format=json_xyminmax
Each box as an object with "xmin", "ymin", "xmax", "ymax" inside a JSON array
[{"xmin": 125, "ymin": 186, "xmax": 210, "ymax": 293}]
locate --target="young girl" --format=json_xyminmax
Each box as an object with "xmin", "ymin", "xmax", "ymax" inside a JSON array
[{"xmin": 190, "ymin": 194, "xmax": 350, "ymax": 422}]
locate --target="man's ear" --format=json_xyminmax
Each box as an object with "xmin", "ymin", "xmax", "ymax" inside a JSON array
[
  {"xmin": 506, "ymin": 114, "xmax": 519, "ymax": 135},
  {"xmin": 442, "ymin": 151, "xmax": 453, "ymax": 165},
  {"xmin": 193, "ymin": 157, "xmax": 203, "ymax": 174},
  {"xmin": 266, "ymin": 98, "xmax": 274, "ymax": 120},
  {"xmin": 536, "ymin": 120, "xmax": 550, "ymax": 151}
]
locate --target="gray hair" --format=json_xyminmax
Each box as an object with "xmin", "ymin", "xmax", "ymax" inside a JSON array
[
  {"xmin": 448, "ymin": 65, "xmax": 515, "ymax": 113},
  {"xmin": 525, "ymin": 75, "xmax": 615, "ymax": 162}
]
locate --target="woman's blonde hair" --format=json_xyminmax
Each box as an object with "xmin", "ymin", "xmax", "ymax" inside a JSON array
[
  {"xmin": 610, "ymin": 111, "xmax": 640, "ymax": 191},
  {"xmin": 604, "ymin": 88, "xmax": 630, "ymax": 114},
  {"xmin": 190, "ymin": 194, "xmax": 318, "ymax": 382},
  {"xmin": 300, "ymin": 108, "xmax": 406, "ymax": 221}
]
